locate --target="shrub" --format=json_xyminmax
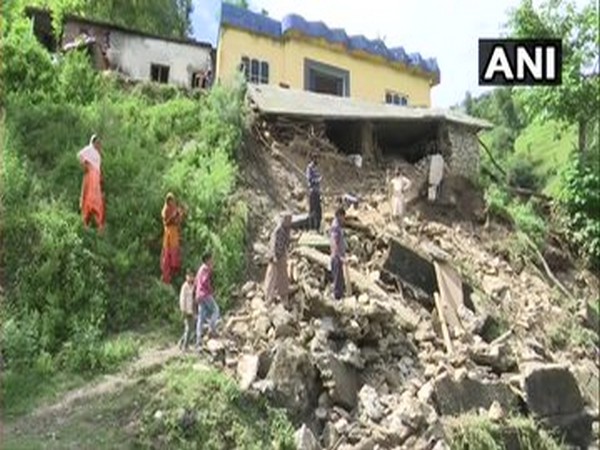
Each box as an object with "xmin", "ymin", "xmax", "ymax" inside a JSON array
[
  {"xmin": 557, "ymin": 156, "xmax": 600, "ymax": 269},
  {"xmin": 1, "ymin": 36, "xmax": 248, "ymax": 375},
  {"xmin": 507, "ymin": 200, "xmax": 548, "ymax": 247},
  {"xmin": 138, "ymin": 362, "xmax": 295, "ymax": 449},
  {"xmin": 506, "ymin": 155, "xmax": 541, "ymax": 191}
]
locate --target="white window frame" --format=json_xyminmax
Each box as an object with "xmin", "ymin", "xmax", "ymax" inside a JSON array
[
  {"xmin": 385, "ymin": 90, "xmax": 409, "ymax": 106},
  {"xmin": 240, "ymin": 56, "xmax": 269, "ymax": 84}
]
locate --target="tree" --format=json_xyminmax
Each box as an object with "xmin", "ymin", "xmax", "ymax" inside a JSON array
[
  {"xmin": 507, "ymin": 0, "xmax": 599, "ymax": 154},
  {"xmin": 224, "ymin": 0, "xmax": 249, "ymax": 9}
]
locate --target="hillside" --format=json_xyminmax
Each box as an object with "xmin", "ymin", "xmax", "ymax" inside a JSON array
[
  {"xmin": 512, "ymin": 120, "xmax": 576, "ymax": 197},
  {"xmin": 5, "ymin": 117, "xmax": 600, "ymax": 450}
]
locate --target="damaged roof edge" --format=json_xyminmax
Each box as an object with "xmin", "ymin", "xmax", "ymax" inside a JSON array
[{"xmin": 246, "ymin": 85, "xmax": 493, "ymax": 131}]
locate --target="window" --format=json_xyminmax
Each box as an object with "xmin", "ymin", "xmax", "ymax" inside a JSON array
[
  {"xmin": 240, "ymin": 56, "xmax": 269, "ymax": 84},
  {"xmin": 192, "ymin": 72, "xmax": 203, "ymax": 88},
  {"xmin": 304, "ymin": 59, "xmax": 350, "ymax": 97},
  {"xmin": 150, "ymin": 63, "xmax": 169, "ymax": 84},
  {"xmin": 385, "ymin": 91, "xmax": 408, "ymax": 106}
]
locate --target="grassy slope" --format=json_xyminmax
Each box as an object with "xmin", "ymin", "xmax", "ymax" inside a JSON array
[{"xmin": 513, "ymin": 120, "xmax": 577, "ymax": 197}]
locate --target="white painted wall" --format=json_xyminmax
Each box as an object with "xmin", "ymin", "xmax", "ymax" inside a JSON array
[{"xmin": 106, "ymin": 31, "xmax": 212, "ymax": 87}]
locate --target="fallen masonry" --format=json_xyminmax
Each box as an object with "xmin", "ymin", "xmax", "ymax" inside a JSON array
[{"xmin": 219, "ymin": 146, "xmax": 600, "ymax": 449}]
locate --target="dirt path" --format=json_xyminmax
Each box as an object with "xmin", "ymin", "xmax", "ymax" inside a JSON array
[{"xmin": 7, "ymin": 345, "xmax": 182, "ymax": 436}]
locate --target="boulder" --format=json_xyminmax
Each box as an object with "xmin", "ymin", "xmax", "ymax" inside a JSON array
[
  {"xmin": 432, "ymin": 373, "xmax": 520, "ymax": 416},
  {"xmin": 522, "ymin": 363, "xmax": 584, "ymax": 417},
  {"xmin": 266, "ymin": 341, "xmax": 319, "ymax": 420},
  {"xmin": 295, "ymin": 424, "xmax": 321, "ymax": 450},
  {"xmin": 237, "ymin": 354, "xmax": 259, "ymax": 391},
  {"xmin": 315, "ymin": 351, "xmax": 361, "ymax": 411},
  {"xmin": 270, "ymin": 303, "xmax": 296, "ymax": 338},
  {"xmin": 522, "ymin": 363, "xmax": 593, "ymax": 447},
  {"xmin": 358, "ymin": 385, "xmax": 385, "ymax": 422}
]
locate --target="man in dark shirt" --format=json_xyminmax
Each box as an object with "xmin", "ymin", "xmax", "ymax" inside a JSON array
[
  {"xmin": 306, "ymin": 152, "xmax": 322, "ymax": 231},
  {"xmin": 330, "ymin": 207, "xmax": 346, "ymax": 300}
]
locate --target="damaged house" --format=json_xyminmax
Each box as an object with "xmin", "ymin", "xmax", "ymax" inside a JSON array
[{"xmin": 26, "ymin": 7, "xmax": 214, "ymax": 89}]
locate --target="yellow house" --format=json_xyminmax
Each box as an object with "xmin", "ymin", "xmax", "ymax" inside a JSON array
[{"xmin": 216, "ymin": 3, "xmax": 440, "ymax": 107}]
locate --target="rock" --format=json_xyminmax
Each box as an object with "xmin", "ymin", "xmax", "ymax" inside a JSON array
[
  {"xmin": 469, "ymin": 342, "xmax": 517, "ymax": 373},
  {"xmin": 322, "ymin": 422, "xmax": 339, "ymax": 449},
  {"xmin": 295, "ymin": 424, "xmax": 321, "ymax": 450},
  {"xmin": 522, "ymin": 363, "xmax": 593, "ymax": 448},
  {"xmin": 417, "ymin": 381, "xmax": 435, "ymax": 404},
  {"xmin": 432, "ymin": 372, "xmax": 520, "ymax": 416},
  {"xmin": 482, "ymin": 275, "xmax": 510, "ymax": 300},
  {"xmin": 522, "ymin": 363, "xmax": 584, "ymax": 417},
  {"xmin": 270, "ymin": 304, "xmax": 296, "ymax": 338},
  {"xmin": 358, "ymin": 385, "xmax": 385, "ymax": 422},
  {"xmin": 253, "ymin": 314, "xmax": 271, "ymax": 336},
  {"xmin": 241, "ymin": 281, "xmax": 255, "ymax": 296},
  {"xmin": 237, "ymin": 354, "xmax": 259, "ymax": 391},
  {"xmin": 315, "ymin": 352, "xmax": 361, "ymax": 411},
  {"xmin": 488, "ymin": 400, "xmax": 505, "ymax": 422},
  {"xmin": 339, "ymin": 341, "xmax": 364, "ymax": 369},
  {"xmin": 574, "ymin": 362, "xmax": 599, "ymax": 411},
  {"xmin": 266, "ymin": 341, "xmax": 319, "ymax": 420}
]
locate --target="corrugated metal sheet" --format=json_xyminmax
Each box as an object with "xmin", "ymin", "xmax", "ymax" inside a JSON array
[{"xmin": 247, "ymin": 84, "xmax": 493, "ymax": 130}]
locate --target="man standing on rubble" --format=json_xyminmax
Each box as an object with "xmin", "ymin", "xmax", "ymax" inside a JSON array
[
  {"xmin": 306, "ymin": 152, "xmax": 322, "ymax": 231},
  {"xmin": 330, "ymin": 207, "xmax": 346, "ymax": 300},
  {"xmin": 264, "ymin": 212, "xmax": 292, "ymax": 305}
]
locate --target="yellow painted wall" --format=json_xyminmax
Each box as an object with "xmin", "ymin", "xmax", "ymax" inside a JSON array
[{"xmin": 217, "ymin": 26, "xmax": 433, "ymax": 107}]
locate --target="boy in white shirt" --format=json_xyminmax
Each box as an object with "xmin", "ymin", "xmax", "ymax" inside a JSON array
[{"xmin": 178, "ymin": 271, "xmax": 196, "ymax": 351}]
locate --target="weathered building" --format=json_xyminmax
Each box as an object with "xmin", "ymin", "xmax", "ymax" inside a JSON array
[{"xmin": 27, "ymin": 8, "xmax": 213, "ymax": 89}]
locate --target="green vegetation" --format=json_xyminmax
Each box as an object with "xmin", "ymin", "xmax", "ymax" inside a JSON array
[
  {"xmin": 4, "ymin": 0, "xmax": 192, "ymax": 38},
  {"xmin": 1, "ymin": 2, "xmax": 248, "ymax": 419},
  {"xmin": 137, "ymin": 361, "xmax": 295, "ymax": 449},
  {"xmin": 466, "ymin": 0, "xmax": 599, "ymax": 270},
  {"xmin": 448, "ymin": 415, "xmax": 564, "ymax": 450}
]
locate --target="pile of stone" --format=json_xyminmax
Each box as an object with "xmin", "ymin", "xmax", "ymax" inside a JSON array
[{"xmin": 233, "ymin": 156, "xmax": 599, "ymax": 449}]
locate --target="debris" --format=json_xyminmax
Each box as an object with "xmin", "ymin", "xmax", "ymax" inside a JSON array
[
  {"xmin": 358, "ymin": 385, "xmax": 384, "ymax": 422},
  {"xmin": 237, "ymin": 354, "xmax": 259, "ymax": 391},
  {"xmin": 432, "ymin": 372, "xmax": 520, "ymax": 416},
  {"xmin": 521, "ymin": 363, "xmax": 594, "ymax": 447},
  {"xmin": 295, "ymin": 424, "xmax": 322, "ymax": 450}
]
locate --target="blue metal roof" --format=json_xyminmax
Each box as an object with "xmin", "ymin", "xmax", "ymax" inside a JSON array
[{"xmin": 221, "ymin": 2, "xmax": 440, "ymax": 82}]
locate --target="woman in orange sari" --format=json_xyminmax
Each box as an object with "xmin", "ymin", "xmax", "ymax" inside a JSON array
[
  {"xmin": 161, "ymin": 193, "xmax": 186, "ymax": 284},
  {"xmin": 78, "ymin": 134, "xmax": 105, "ymax": 232}
]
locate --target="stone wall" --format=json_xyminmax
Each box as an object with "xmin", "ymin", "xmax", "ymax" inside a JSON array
[{"xmin": 444, "ymin": 123, "xmax": 481, "ymax": 180}]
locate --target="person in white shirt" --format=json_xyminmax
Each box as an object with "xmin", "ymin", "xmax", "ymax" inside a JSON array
[
  {"xmin": 390, "ymin": 167, "xmax": 412, "ymax": 226},
  {"xmin": 178, "ymin": 271, "xmax": 196, "ymax": 351}
]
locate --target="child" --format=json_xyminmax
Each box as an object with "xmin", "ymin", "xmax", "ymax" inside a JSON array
[
  {"xmin": 195, "ymin": 252, "xmax": 220, "ymax": 350},
  {"xmin": 178, "ymin": 270, "xmax": 196, "ymax": 351}
]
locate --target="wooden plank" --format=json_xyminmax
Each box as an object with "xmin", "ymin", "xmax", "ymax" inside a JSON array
[
  {"xmin": 433, "ymin": 260, "xmax": 465, "ymax": 331},
  {"xmin": 434, "ymin": 292, "xmax": 454, "ymax": 355},
  {"xmin": 295, "ymin": 246, "xmax": 418, "ymax": 330}
]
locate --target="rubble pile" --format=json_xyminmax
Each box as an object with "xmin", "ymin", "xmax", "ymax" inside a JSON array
[{"xmin": 234, "ymin": 137, "xmax": 599, "ymax": 449}]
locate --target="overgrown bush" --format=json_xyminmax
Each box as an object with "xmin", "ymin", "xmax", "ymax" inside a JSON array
[
  {"xmin": 557, "ymin": 156, "xmax": 600, "ymax": 269},
  {"xmin": 138, "ymin": 362, "xmax": 295, "ymax": 449},
  {"xmin": 1, "ymin": 24, "xmax": 248, "ymax": 376},
  {"xmin": 507, "ymin": 200, "xmax": 548, "ymax": 247},
  {"xmin": 506, "ymin": 155, "xmax": 541, "ymax": 191}
]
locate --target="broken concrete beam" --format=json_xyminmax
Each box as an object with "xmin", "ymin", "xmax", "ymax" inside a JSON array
[
  {"xmin": 298, "ymin": 232, "xmax": 330, "ymax": 251},
  {"xmin": 295, "ymin": 246, "xmax": 419, "ymax": 330},
  {"xmin": 291, "ymin": 213, "xmax": 311, "ymax": 230},
  {"xmin": 432, "ymin": 373, "xmax": 521, "ymax": 416},
  {"xmin": 383, "ymin": 237, "xmax": 438, "ymax": 298}
]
